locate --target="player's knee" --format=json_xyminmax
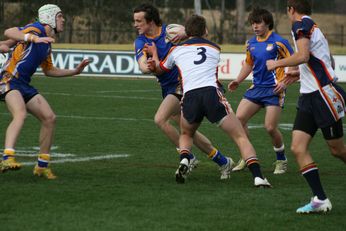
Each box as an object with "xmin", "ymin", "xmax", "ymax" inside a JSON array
[
  {"xmin": 154, "ymin": 114, "xmax": 164, "ymax": 127},
  {"xmin": 290, "ymin": 143, "xmax": 304, "ymax": 157},
  {"xmin": 43, "ymin": 112, "xmax": 56, "ymax": 126},
  {"xmin": 329, "ymin": 145, "xmax": 346, "ymax": 158},
  {"xmin": 264, "ymin": 124, "xmax": 276, "ymax": 135}
]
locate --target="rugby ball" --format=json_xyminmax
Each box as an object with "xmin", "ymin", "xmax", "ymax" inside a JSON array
[{"xmin": 165, "ymin": 24, "xmax": 185, "ymax": 44}]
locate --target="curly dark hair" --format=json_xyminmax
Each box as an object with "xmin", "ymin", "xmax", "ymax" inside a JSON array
[{"xmin": 248, "ymin": 7, "xmax": 274, "ymax": 30}]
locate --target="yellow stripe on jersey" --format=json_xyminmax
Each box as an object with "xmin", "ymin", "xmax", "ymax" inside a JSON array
[
  {"xmin": 275, "ymin": 42, "xmax": 292, "ymax": 82},
  {"xmin": 276, "ymin": 42, "xmax": 292, "ymax": 59},
  {"xmin": 40, "ymin": 54, "xmax": 54, "ymax": 71},
  {"xmin": 21, "ymin": 26, "xmax": 42, "ymax": 35},
  {"xmin": 5, "ymin": 43, "xmax": 27, "ymax": 76}
]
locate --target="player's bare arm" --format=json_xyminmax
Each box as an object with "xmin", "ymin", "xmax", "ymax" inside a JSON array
[
  {"xmin": 43, "ymin": 59, "xmax": 90, "ymax": 77},
  {"xmin": 266, "ymin": 38, "xmax": 310, "ymax": 70},
  {"xmin": 4, "ymin": 27, "xmax": 55, "ymax": 44},
  {"xmin": 228, "ymin": 62, "xmax": 252, "ymax": 92}
]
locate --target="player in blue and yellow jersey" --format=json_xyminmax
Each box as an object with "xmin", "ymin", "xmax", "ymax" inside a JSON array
[
  {"xmin": 228, "ymin": 8, "xmax": 294, "ymax": 174},
  {"xmin": 133, "ymin": 3, "xmax": 234, "ymax": 180},
  {"xmin": 148, "ymin": 14, "xmax": 271, "ymax": 187},
  {"xmin": 267, "ymin": 0, "xmax": 346, "ymax": 214},
  {"xmin": 0, "ymin": 4, "xmax": 89, "ymax": 179}
]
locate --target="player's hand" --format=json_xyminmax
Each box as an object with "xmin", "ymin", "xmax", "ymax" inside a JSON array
[
  {"xmin": 75, "ymin": 59, "xmax": 90, "ymax": 75},
  {"xmin": 266, "ymin": 60, "xmax": 276, "ymax": 71},
  {"xmin": 273, "ymin": 82, "xmax": 287, "ymax": 94},
  {"xmin": 34, "ymin": 36, "xmax": 55, "ymax": 44},
  {"xmin": 144, "ymin": 42, "xmax": 157, "ymax": 58},
  {"xmin": 283, "ymin": 68, "xmax": 300, "ymax": 85},
  {"xmin": 0, "ymin": 44, "xmax": 11, "ymax": 53},
  {"xmin": 147, "ymin": 58, "xmax": 156, "ymax": 72},
  {"xmin": 228, "ymin": 80, "xmax": 239, "ymax": 92}
]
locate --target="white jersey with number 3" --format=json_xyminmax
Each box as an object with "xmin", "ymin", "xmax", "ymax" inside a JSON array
[{"xmin": 160, "ymin": 37, "xmax": 220, "ymax": 94}]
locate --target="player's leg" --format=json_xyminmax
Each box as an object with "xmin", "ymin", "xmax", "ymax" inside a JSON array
[
  {"xmin": 176, "ymin": 115, "xmax": 200, "ymax": 183},
  {"xmin": 26, "ymin": 94, "xmax": 57, "ymax": 179},
  {"xmin": 154, "ymin": 94, "xmax": 180, "ymax": 147},
  {"xmin": 264, "ymin": 106, "xmax": 287, "ymax": 174},
  {"xmin": 232, "ymin": 99, "xmax": 261, "ymax": 171},
  {"xmin": 291, "ymin": 109, "xmax": 331, "ymax": 214},
  {"xmin": 219, "ymin": 112, "xmax": 271, "ymax": 187},
  {"xmin": 323, "ymin": 119, "xmax": 346, "ymax": 163},
  {"xmin": 1, "ymin": 90, "xmax": 26, "ymax": 172}
]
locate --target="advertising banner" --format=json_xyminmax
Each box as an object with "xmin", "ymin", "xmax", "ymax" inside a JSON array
[{"xmin": 1, "ymin": 49, "xmax": 346, "ymax": 82}]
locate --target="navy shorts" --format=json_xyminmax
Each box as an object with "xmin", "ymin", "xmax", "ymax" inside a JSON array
[
  {"xmin": 293, "ymin": 90, "xmax": 344, "ymax": 139},
  {"xmin": 243, "ymin": 85, "xmax": 285, "ymax": 108},
  {"xmin": 161, "ymin": 82, "xmax": 182, "ymax": 99},
  {"xmin": 0, "ymin": 77, "xmax": 38, "ymax": 103},
  {"xmin": 181, "ymin": 86, "xmax": 233, "ymax": 124}
]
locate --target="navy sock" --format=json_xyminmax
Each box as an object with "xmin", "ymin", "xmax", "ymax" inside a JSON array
[
  {"xmin": 246, "ymin": 157, "xmax": 263, "ymax": 179},
  {"xmin": 301, "ymin": 163, "xmax": 327, "ymax": 200}
]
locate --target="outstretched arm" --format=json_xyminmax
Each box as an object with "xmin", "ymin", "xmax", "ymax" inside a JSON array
[
  {"xmin": 4, "ymin": 27, "xmax": 55, "ymax": 44},
  {"xmin": 43, "ymin": 59, "xmax": 90, "ymax": 77}
]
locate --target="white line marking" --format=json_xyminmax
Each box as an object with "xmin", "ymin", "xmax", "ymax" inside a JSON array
[
  {"xmin": 21, "ymin": 154, "xmax": 130, "ymax": 166},
  {"xmin": 41, "ymin": 92, "xmax": 161, "ymax": 101},
  {"xmin": 16, "ymin": 152, "xmax": 76, "ymax": 157},
  {"xmin": 96, "ymin": 90, "xmax": 160, "ymax": 93}
]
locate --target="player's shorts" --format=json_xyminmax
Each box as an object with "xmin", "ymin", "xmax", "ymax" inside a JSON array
[
  {"xmin": 243, "ymin": 85, "xmax": 285, "ymax": 108},
  {"xmin": 181, "ymin": 86, "xmax": 233, "ymax": 124},
  {"xmin": 0, "ymin": 76, "xmax": 38, "ymax": 103},
  {"xmin": 293, "ymin": 89, "xmax": 344, "ymax": 140},
  {"xmin": 161, "ymin": 81, "xmax": 182, "ymax": 100}
]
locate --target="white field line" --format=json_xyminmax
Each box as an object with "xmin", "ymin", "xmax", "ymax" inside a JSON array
[
  {"xmin": 21, "ymin": 154, "xmax": 130, "ymax": 166},
  {"xmin": 96, "ymin": 90, "xmax": 160, "ymax": 93},
  {"xmin": 41, "ymin": 92, "xmax": 161, "ymax": 101},
  {"xmin": 15, "ymin": 152, "xmax": 76, "ymax": 157}
]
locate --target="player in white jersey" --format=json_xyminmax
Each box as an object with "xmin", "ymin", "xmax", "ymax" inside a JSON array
[
  {"xmin": 148, "ymin": 14, "xmax": 271, "ymax": 187},
  {"xmin": 266, "ymin": 0, "xmax": 346, "ymax": 214}
]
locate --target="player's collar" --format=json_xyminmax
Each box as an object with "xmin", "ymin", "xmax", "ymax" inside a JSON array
[
  {"xmin": 256, "ymin": 30, "xmax": 273, "ymax": 42},
  {"xmin": 145, "ymin": 25, "xmax": 162, "ymax": 39}
]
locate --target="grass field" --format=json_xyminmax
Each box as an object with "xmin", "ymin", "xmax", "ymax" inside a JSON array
[{"xmin": 0, "ymin": 77, "xmax": 345, "ymax": 231}]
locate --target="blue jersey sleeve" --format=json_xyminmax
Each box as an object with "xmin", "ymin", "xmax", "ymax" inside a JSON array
[{"xmin": 134, "ymin": 37, "xmax": 146, "ymax": 61}]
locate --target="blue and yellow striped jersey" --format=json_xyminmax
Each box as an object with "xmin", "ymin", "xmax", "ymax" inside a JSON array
[
  {"xmin": 245, "ymin": 31, "xmax": 294, "ymax": 86},
  {"xmin": 1, "ymin": 22, "xmax": 53, "ymax": 84},
  {"xmin": 134, "ymin": 24, "xmax": 179, "ymax": 88}
]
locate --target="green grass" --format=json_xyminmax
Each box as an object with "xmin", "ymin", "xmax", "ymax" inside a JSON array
[{"xmin": 0, "ymin": 77, "xmax": 345, "ymax": 231}]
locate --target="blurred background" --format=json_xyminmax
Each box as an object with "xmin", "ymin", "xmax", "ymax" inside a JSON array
[{"xmin": 0, "ymin": 0, "xmax": 345, "ymax": 46}]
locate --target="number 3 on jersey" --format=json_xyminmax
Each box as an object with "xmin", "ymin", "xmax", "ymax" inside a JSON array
[{"xmin": 194, "ymin": 47, "xmax": 206, "ymax": 65}]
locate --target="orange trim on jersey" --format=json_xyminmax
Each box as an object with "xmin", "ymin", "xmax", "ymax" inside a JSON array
[
  {"xmin": 245, "ymin": 49, "xmax": 253, "ymax": 66},
  {"xmin": 161, "ymin": 46, "xmax": 177, "ymax": 64},
  {"xmin": 4, "ymin": 43, "xmax": 27, "ymax": 76},
  {"xmin": 307, "ymin": 63, "xmax": 340, "ymax": 120},
  {"xmin": 22, "ymin": 26, "xmax": 42, "ymax": 35},
  {"xmin": 316, "ymin": 56, "xmax": 335, "ymax": 82},
  {"xmin": 145, "ymin": 26, "xmax": 162, "ymax": 39},
  {"xmin": 40, "ymin": 54, "xmax": 54, "ymax": 71},
  {"xmin": 256, "ymin": 30, "xmax": 273, "ymax": 42},
  {"xmin": 276, "ymin": 42, "xmax": 291, "ymax": 59},
  {"xmin": 216, "ymin": 88, "xmax": 232, "ymax": 115},
  {"xmin": 181, "ymin": 43, "xmax": 220, "ymax": 52},
  {"xmin": 159, "ymin": 61, "xmax": 171, "ymax": 72}
]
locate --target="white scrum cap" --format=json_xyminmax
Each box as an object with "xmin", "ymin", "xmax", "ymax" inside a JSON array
[{"xmin": 38, "ymin": 4, "xmax": 62, "ymax": 29}]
